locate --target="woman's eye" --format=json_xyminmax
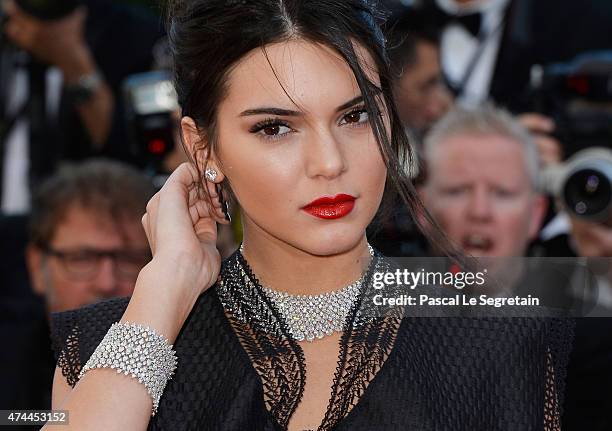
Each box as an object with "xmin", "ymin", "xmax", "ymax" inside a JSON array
[
  {"xmin": 250, "ymin": 120, "xmax": 293, "ymax": 141},
  {"xmin": 261, "ymin": 124, "xmax": 291, "ymax": 137},
  {"xmin": 340, "ymin": 108, "xmax": 369, "ymax": 127}
]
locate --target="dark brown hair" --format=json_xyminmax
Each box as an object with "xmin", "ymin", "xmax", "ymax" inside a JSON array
[
  {"xmin": 29, "ymin": 159, "xmax": 157, "ymax": 248},
  {"xmin": 167, "ymin": 0, "xmax": 458, "ymax": 257}
]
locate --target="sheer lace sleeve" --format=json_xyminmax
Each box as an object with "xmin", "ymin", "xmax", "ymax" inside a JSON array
[{"xmin": 49, "ymin": 296, "xmax": 131, "ymax": 387}]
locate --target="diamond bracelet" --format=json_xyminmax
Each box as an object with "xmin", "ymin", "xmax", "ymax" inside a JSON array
[{"xmin": 78, "ymin": 322, "xmax": 178, "ymax": 416}]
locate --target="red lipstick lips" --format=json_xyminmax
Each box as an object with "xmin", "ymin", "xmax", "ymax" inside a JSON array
[{"xmin": 302, "ymin": 194, "xmax": 356, "ymax": 219}]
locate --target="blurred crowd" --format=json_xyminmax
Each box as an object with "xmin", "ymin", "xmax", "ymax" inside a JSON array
[{"xmin": 0, "ymin": 0, "xmax": 611, "ymax": 429}]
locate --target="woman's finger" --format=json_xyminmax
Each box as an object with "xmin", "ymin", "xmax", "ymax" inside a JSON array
[
  {"xmin": 155, "ymin": 164, "xmax": 215, "ymax": 247},
  {"xmin": 183, "ymin": 167, "xmax": 227, "ymax": 222},
  {"xmin": 145, "ymin": 191, "xmax": 162, "ymax": 251},
  {"xmin": 187, "ymin": 200, "xmax": 219, "ymax": 243},
  {"xmin": 141, "ymin": 213, "xmax": 155, "ymax": 254}
]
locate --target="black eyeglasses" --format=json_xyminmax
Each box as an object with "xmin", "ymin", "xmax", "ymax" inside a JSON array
[{"xmin": 42, "ymin": 246, "xmax": 152, "ymax": 281}]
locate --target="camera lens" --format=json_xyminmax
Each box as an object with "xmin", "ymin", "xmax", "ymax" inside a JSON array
[{"xmin": 563, "ymin": 164, "xmax": 612, "ymax": 220}]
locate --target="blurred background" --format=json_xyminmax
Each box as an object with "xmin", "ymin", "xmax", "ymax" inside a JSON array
[{"xmin": 0, "ymin": 0, "xmax": 610, "ymax": 429}]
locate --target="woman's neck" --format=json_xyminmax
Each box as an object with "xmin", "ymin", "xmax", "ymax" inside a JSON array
[{"xmin": 240, "ymin": 229, "xmax": 372, "ymax": 296}]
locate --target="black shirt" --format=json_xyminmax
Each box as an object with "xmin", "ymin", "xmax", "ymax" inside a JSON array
[{"xmin": 50, "ymin": 251, "xmax": 574, "ymax": 430}]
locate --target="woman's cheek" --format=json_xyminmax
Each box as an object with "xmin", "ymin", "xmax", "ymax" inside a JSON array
[{"xmin": 242, "ymin": 153, "xmax": 300, "ymax": 212}]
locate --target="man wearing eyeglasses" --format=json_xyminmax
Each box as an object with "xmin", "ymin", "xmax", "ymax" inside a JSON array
[
  {"xmin": 1, "ymin": 159, "xmax": 154, "ymax": 416},
  {"xmin": 26, "ymin": 159, "xmax": 155, "ymax": 313}
]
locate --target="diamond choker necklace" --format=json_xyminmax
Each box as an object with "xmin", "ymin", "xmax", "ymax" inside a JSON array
[{"xmin": 238, "ymin": 244, "xmax": 374, "ymax": 342}]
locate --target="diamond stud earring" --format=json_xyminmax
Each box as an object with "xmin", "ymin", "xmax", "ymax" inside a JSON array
[{"xmin": 205, "ymin": 168, "xmax": 218, "ymax": 182}]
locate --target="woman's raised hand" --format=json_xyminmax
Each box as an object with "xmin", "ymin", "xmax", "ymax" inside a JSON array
[
  {"xmin": 141, "ymin": 162, "xmax": 229, "ymax": 299},
  {"xmin": 45, "ymin": 163, "xmax": 231, "ymax": 430}
]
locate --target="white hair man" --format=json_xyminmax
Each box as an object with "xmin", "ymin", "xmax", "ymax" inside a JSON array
[{"xmin": 420, "ymin": 104, "xmax": 548, "ymax": 257}]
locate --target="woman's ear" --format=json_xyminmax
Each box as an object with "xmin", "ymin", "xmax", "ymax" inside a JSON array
[
  {"xmin": 180, "ymin": 116, "xmax": 224, "ymax": 182},
  {"xmin": 181, "ymin": 116, "xmax": 206, "ymax": 168}
]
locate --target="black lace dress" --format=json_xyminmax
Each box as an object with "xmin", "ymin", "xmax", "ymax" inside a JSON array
[{"xmin": 50, "ymin": 249, "xmax": 574, "ymax": 430}]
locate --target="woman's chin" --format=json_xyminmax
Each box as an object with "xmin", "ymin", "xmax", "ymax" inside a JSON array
[{"xmin": 296, "ymin": 230, "xmax": 367, "ymax": 257}]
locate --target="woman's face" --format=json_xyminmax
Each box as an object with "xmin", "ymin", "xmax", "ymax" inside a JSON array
[{"xmin": 213, "ymin": 39, "xmax": 387, "ymax": 255}]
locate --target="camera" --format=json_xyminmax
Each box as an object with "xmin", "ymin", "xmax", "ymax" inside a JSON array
[
  {"xmin": 123, "ymin": 71, "xmax": 179, "ymax": 176},
  {"xmin": 530, "ymin": 51, "xmax": 612, "ymax": 157},
  {"xmin": 542, "ymin": 147, "xmax": 612, "ymax": 224}
]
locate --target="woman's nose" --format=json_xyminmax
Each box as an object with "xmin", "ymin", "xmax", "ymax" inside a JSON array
[{"xmin": 304, "ymin": 129, "xmax": 347, "ymax": 179}]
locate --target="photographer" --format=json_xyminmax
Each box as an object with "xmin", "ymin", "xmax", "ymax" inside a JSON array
[
  {"xmin": 413, "ymin": 0, "xmax": 612, "ymax": 166},
  {"xmin": 418, "ymin": 0, "xmax": 612, "ymax": 109},
  {"xmin": 535, "ymin": 146, "xmax": 612, "ymax": 429},
  {"xmin": 385, "ymin": 7, "xmax": 452, "ymax": 139},
  {"xmin": 3, "ymin": 0, "xmax": 113, "ymax": 147},
  {"xmin": 0, "ymin": 0, "xmax": 164, "ymax": 214}
]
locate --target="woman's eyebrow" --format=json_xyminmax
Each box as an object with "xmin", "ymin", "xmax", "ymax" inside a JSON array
[
  {"xmin": 239, "ymin": 107, "xmax": 301, "ymax": 117},
  {"xmin": 239, "ymin": 95, "xmax": 365, "ymax": 117},
  {"xmin": 336, "ymin": 95, "xmax": 364, "ymax": 112}
]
